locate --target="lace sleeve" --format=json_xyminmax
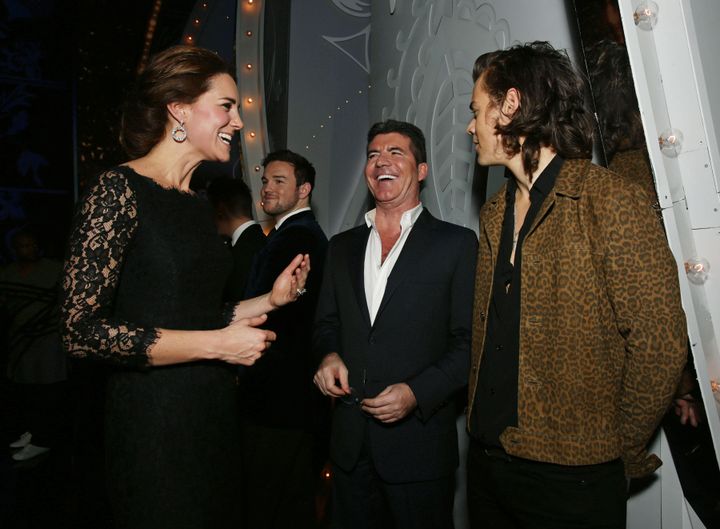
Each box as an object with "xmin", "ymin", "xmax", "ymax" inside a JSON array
[{"xmin": 61, "ymin": 169, "xmax": 158, "ymax": 368}]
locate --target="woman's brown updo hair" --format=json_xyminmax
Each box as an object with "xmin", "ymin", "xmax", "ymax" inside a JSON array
[{"xmin": 120, "ymin": 45, "xmax": 234, "ymax": 159}]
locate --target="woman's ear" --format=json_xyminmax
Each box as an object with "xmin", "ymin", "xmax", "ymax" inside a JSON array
[{"xmin": 167, "ymin": 102, "xmax": 187, "ymax": 124}]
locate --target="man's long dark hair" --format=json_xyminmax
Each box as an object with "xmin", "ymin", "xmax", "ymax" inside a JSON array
[{"xmin": 473, "ymin": 41, "xmax": 595, "ymax": 178}]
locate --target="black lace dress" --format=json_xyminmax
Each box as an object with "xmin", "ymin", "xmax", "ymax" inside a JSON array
[{"xmin": 61, "ymin": 167, "xmax": 241, "ymax": 529}]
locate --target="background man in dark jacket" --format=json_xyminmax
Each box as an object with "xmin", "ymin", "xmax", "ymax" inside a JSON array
[
  {"xmin": 242, "ymin": 149, "xmax": 328, "ymax": 529},
  {"xmin": 206, "ymin": 176, "xmax": 266, "ymax": 301}
]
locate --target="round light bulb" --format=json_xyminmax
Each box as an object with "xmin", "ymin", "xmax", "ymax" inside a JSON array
[
  {"xmin": 634, "ymin": 1, "xmax": 659, "ymax": 30},
  {"xmin": 658, "ymin": 128, "xmax": 683, "ymax": 158},
  {"xmin": 685, "ymin": 257, "xmax": 710, "ymax": 284}
]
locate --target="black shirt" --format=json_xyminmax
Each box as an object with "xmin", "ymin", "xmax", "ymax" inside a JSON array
[{"xmin": 470, "ymin": 155, "xmax": 563, "ymax": 446}]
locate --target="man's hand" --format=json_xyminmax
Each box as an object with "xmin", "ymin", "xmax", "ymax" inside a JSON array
[
  {"xmin": 314, "ymin": 352, "xmax": 350, "ymax": 397},
  {"xmin": 674, "ymin": 394, "xmax": 702, "ymax": 427},
  {"xmin": 362, "ymin": 383, "xmax": 417, "ymax": 423}
]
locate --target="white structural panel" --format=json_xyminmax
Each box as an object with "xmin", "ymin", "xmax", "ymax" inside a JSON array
[
  {"xmin": 619, "ymin": 0, "xmax": 720, "ymax": 463},
  {"xmin": 620, "ymin": 1, "xmax": 720, "ymax": 527},
  {"xmin": 236, "ymin": 0, "xmax": 271, "ymax": 228}
]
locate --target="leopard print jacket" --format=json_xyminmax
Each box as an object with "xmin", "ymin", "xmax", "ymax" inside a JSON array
[{"xmin": 468, "ymin": 158, "xmax": 687, "ymax": 478}]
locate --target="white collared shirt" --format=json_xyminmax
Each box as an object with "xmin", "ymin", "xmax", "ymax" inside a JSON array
[
  {"xmin": 364, "ymin": 203, "xmax": 423, "ymax": 324},
  {"xmin": 230, "ymin": 220, "xmax": 258, "ymax": 247},
  {"xmin": 275, "ymin": 206, "xmax": 312, "ymax": 230}
]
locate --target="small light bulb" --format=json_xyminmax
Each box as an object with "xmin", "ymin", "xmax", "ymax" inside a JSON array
[
  {"xmin": 249, "ymin": 132, "xmax": 256, "ymax": 138},
  {"xmin": 685, "ymin": 257, "xmax": 710, "ymax": 284},
  {"xmin": 246, "ymin": 63, "xmax": 253, "ymax": 70},
  {"xmin": 634, "ymin": 1, "xmax": 659, "ymax": 30},
  {"xmin": 254, "ymin": 165, "xmax": 261, "ymax": 172},
  {"xmin": 658, "ymin": 128, "xmax": 683, "ymax": 158},
  {"xmin": 246, "ymin": 30, "xmax": 253, "ymax": 37},
  {"xmin": 193, "ymin": 18, "xmax": 200, "ymax": 26}
]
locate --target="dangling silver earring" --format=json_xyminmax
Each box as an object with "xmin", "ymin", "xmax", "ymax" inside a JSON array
[{"xmin": 172, "ymin": 122, "xmax": 187, "ymax": 143}]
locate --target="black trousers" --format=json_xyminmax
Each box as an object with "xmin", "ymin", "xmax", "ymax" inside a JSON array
[
  {"xmin": 467, "ymin": 439, "xmax": 626, "ymax": 529},
  {"xmin": 331, "ymin": 442, "xmax": 454, "ymax": 529},
  {"xmin": 242, "ymin": 422, "xmax": 319, "ymax": 529}
]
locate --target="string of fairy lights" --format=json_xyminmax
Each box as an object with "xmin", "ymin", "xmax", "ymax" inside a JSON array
[{"xmin": 303, "ymin": 83, "xmax": 372, "ymax": 153}]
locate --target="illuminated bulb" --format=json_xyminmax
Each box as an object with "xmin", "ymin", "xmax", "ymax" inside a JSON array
[
  {"xmin": 249, "ymin": 132, "xmax": 256, "ymax": 138},
  {"xmin": 185, "ymin": 35, "xmax": 194, "ymax": 44},
  {"xmin": 254, "ymin": 165, "xmax": 261, "ymax": 172},
  {"xmin": 202, "ymin": 2, "xmax": 208, "ymax": 8},
  {"xmin": 320, "ymin": 124, "xmax": 324, "ymax": 128},
  {"xmin": 658, "ymin": 128, "xmax": 683, "ymax": 158},
  {"xmin": 248, "ymin": 0, "xmax": 254, "ymax": 3},
  {"xmin": 193, "ymin": 18, "xmax": 200, "ymax": 26},
  {"xmin": 358, "ymin": 90, "xmax": 363, "ymax": 94},
  {"xmin": 246, "ymin": 30, "xmax": 253, "ymax": 37},
  {"xmin": 328, "ymin": 115, "xmax": 332, "ymax": 119},
  {"xmin": 246, "ymin": 97, "xmax": 254, "ymax": 104},
  {"xmin": 634, "ymin": 1, "xmax": 659, "ymax": 30},
  {"xmin": 305, "ymin": 145, "xmax": 310, "ymax": 150},
  {"xmin": 685, "ymin": 257, "xmax": 710, "ymax": 284},
  {"xmin": 345, "ymin": 99, "xmax": 349, "ymax": 103},
  {"xmin": 246, "ymin": 63, "xmax": 253, "ymax": 70}
]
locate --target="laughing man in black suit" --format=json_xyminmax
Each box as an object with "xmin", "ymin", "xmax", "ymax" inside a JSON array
[{"xmin": 314, "ymin": 120, "xmax": 478, "ymax": 529}]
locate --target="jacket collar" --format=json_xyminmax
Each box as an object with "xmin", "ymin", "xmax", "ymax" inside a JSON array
[{"xmin": 481, "ymin": 158, "xmax": 591, "ymax": 253}]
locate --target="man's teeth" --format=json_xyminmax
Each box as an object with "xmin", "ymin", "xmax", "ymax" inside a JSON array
[
  {"xmin": 378, "ymin": 174, "xmax": 397, "ymax": 181},
  {"xmin": 218, "ymin": 132, "xmax": 232, "ymax": 144}
]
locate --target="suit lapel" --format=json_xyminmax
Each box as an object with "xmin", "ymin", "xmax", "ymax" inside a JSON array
[
  {"xmin": 350, "ymin": 226, "xmax": 372, "ymax": 327},
  {"xmin": 374, "ymin": 210, "xmax": 433, "ymax": 323}
]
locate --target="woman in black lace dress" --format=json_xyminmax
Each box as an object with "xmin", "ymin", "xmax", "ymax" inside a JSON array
[{"xmin": 60, "ymin": 46, "xmax": 309, "ymax": 529}]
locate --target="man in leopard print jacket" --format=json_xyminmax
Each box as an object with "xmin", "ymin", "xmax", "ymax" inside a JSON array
[{"xmin": 464, "ymin": 42, "xmax": 687, "ymax": 529}]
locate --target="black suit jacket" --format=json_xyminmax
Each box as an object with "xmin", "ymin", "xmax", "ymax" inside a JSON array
[
  {"xmin": 243, "ymin": 210, "xmax": 328, "ymax": 430},
  {"xmin": 224, "ymin": 223, "xmax": 266, "ymax": 302},
  {"xmin": 314, "ymin": 209, "xmax": 478, "ymax": 483}
]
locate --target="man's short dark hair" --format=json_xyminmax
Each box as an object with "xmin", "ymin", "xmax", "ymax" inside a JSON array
[
  {"xmin": 367, "ymin": 120, "xmax": 427, "ymax": 165},
  {"xmin": 206, "ymin": 177, "xmax": 254, "ymax": 219},
  {"xmin": 472, "ymin": 41, "xmax": 595, "ymax": 177},
  {"xmin": 261, "ymin": 150, "xmax": 316, "ymax": 192}
]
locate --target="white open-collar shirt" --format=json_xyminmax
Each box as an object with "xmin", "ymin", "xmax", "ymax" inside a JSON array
[{"xmin": 363, "ymin": 203, "xmax": 423, "ymax": 325}]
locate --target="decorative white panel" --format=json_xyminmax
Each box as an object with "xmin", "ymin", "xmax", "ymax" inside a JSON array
[{"xmin": 368, "ymin": 0, "xmax": 579, "ymax": 232}]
